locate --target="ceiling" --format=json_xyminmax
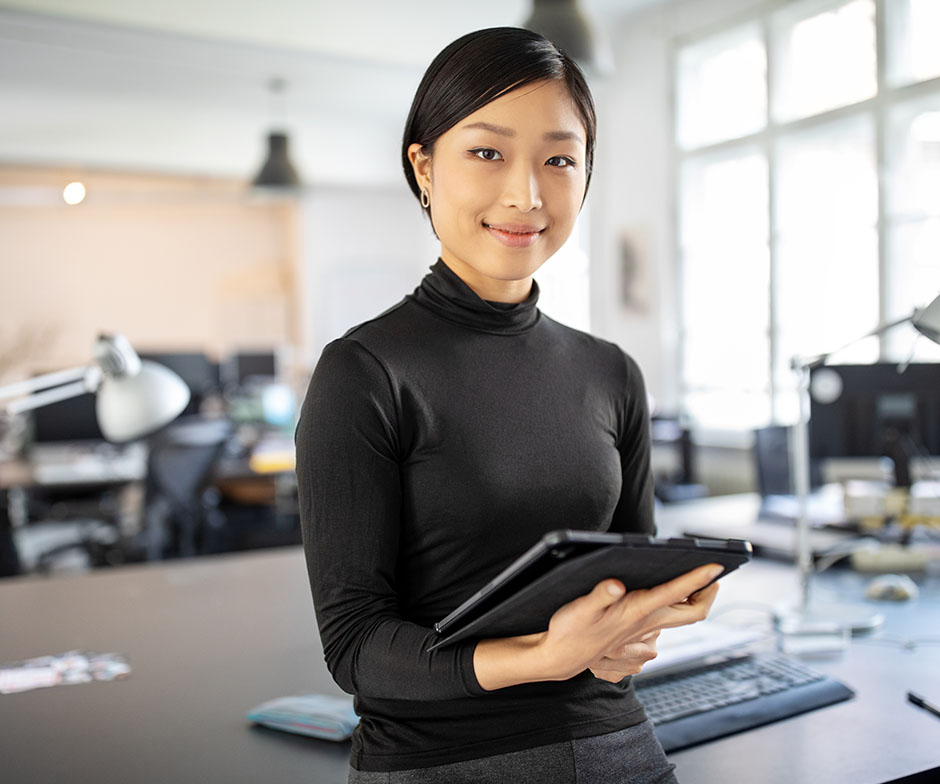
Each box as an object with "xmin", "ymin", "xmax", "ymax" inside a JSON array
[{"xmin": 0, "ymin": 0, "xmax": 667, "ymax": 186}]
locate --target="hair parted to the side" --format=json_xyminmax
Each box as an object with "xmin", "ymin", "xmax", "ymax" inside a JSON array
[{"xmin": 401, "ymin": 27, "xmax": 597, "ymax": 218}]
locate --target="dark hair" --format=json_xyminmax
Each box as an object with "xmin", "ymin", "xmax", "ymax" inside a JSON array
[{"xmin": 401, "ymin": 27, "xmax": 597, "ymax": 214}]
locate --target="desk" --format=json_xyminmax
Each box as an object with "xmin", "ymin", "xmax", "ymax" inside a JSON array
[{"xmin": 1, "ymin": 534, "xmax": 939, "ymax": 782}]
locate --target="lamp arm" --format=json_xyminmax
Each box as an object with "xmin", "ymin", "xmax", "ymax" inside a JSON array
[
  {"xmin": 0, "ymin": 366, "xmax": 91, "ymax": 403},
  {"xmin": 0, "ymin": 366, "xmax": 100, "ymax": 415},
  {"xmin": 797, "ymin": 312, "xmax": 915, "ymax": 371},
  {"xmin": 6, "ymin": 379, "xmax": 93, "ymax": 415}
]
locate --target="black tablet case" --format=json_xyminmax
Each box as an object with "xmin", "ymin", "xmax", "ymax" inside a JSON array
[{"xmin": 428, "ymin": 538, "xmax": 751, "ymax": 651}]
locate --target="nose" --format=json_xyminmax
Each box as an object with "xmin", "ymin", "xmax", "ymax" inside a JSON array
[{"xmin": 501, "ymin": 162, "xmax": 542, "ymax": 212}]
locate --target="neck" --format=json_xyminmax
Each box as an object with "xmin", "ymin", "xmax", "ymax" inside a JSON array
[{"xmin": 439, "ymin": 251, "xmax": 533, "ymax": 304}]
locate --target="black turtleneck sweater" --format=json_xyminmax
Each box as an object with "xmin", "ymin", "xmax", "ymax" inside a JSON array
[{"xmin": 295, "ymin": 260, "xmax": 655, "ymax": 772}]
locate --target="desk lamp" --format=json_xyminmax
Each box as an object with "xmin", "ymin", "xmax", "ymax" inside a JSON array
[
  {"xmin": 779, "ymin": 291, "xmax": 940, "ymax": 640},
  {"xmin": 0, "ymin": 334, "xmax": 190, "ymax": 442}
]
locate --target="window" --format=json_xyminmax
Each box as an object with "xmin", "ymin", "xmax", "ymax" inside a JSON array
[{"xmin": 675, "ymin": 0, "xmax": 940, "ymax": 432}]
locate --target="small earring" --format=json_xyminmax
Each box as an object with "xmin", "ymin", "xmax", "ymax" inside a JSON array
[{"xmin": 420, "ymin": 188, "xmax": 430, "ymax": 208}]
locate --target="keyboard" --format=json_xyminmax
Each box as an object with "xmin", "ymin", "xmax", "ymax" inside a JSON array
[{"xmin": 635, "ymin": 652, "xmax": 855, "ymax": 752}]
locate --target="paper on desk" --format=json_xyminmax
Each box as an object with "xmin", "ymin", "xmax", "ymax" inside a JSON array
[{"xmin": 0, "ymin": 650, "xmax": 131, "ymax": 694}]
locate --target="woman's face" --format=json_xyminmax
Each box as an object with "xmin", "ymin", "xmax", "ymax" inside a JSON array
[{"xmin": 409, "ymin": 79, "xmax": 588, "ymax": 303}]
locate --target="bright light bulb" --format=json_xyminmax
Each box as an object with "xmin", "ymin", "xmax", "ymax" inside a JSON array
[{"xmin": 63, "ymin": 181, "xmax": 86, "ymax": 205}]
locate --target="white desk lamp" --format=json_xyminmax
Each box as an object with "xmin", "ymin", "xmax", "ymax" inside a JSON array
[
  {"xmin": 779, "ymin": 292, "xmax": 940, "ymax": 639},
  {"xmin": 0, "ymin": 334, "xmax": 190, "ymax": 442}
]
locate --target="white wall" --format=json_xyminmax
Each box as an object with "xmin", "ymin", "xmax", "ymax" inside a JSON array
[{"xmin": 296, "ymin": 184, "xmax": 439, "ymax": 366}]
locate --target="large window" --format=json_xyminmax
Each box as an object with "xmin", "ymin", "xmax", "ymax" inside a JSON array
[{"xmin": 675, "ymin": 0, "xmax": 940, "ymax": 432}]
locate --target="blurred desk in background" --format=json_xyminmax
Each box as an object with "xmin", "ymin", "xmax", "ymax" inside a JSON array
[{"xmin": 0, "ymin": 426, "xmax": 298, "ymax": 575}]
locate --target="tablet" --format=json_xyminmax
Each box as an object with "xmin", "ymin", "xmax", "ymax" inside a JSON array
[{"xmin": 427, "ymin": 530, "xmax": 752, "ymax": 651}]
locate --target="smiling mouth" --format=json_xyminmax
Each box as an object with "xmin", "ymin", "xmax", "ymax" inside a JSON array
[
  {"xmin": 483, "ymin": 223, "xmax": 544, "ymax": 234},
  {"xmin": 483, "ymin": 222, "xmax": 545, "ymax": 248}
]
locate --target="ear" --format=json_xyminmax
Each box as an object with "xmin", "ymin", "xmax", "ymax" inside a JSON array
[{"xmin": 407, "ymin": 143, "xmax": 433, "ymax": 192}]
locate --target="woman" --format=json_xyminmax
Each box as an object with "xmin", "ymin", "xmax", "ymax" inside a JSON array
[{"xmin": 296, "ymin": 26, "xmax": 720, "ymax": 783}]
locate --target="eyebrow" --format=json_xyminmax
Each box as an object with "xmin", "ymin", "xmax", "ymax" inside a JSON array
[{"xmin": 461, "ymin": 121, "xmax": 583, "ymax": 145}]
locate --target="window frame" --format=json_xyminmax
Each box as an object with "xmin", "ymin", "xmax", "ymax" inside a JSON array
[{"xmin": 671, "ymin": 0, "xmax": 940, "ymax": 439}]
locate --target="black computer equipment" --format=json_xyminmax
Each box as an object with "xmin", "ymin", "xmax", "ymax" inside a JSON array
[
  {"xmin": 30, "ymin": 391, "xmax": 103, "ymax": 444},
  {"xmin": 226, "ymin": 351, "xmax": 277, "ymax": 386},
  {"xmin": 636, "ymin": 651, "xmax": 855, "ymax": 752},
  {"xmin": 137, "ymin": 351, "xmax": 220, "ymax": 417},
  {"xmin": 809, "ymin": 363, "xmax": 940, "ymax": 486}
]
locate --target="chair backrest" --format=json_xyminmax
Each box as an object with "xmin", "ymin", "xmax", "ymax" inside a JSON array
[
  {"xmin": 753, "ymin": 425, "xmax": 792, "ymax": 497},
  {"xmin": 145, "ymin": 417, "xmax": 232, "ymax": 517}
]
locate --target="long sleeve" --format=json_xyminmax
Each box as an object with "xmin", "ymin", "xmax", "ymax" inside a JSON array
[
  {"xmin": 295, "ymin": 338, "xmax": 484, "ymax": 701},
  {"xmin": 608, "ymin": 351, "xmax": 656, "ymax": 535}
]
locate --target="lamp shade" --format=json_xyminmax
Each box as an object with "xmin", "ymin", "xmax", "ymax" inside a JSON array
[
  {"xmin": 95, "ymin": 360, "xmax": 190, "ymax": 442},
  {"xmin": 912, "ymin": 292, "xmax": 940, "ymax": 344},
  {"xmin": 523, "ymin": 0, "xmax": 612, "ymax": 75},
  {"xmin": 253, "ymin": 132, "xmax": 301, "ymax": 188}
]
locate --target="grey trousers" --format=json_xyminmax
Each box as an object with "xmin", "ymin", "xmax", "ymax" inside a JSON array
[{"xmin": 346, "ymin": 720, "xmax": 678, "ymax": 784}]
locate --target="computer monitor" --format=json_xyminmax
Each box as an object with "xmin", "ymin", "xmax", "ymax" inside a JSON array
[
  {"xmin": 30, "ymin": 391, "xmax": 103, "ymax": 444},
  {"xmin": 137, "ymin": 351, "xmax": 219, "ymax": 416},
  {"xmin": 809, "ymin": 363, "xmax": 940, "ymax": 486},
  {"xmin": 226, "ymin": 351, "xmax": 277, "ymax": 387}
]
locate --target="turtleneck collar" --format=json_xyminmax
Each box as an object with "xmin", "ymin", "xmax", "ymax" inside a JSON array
[{"xmin": 409, "ymin": 259, "xmax": 541, "ymax": 335}]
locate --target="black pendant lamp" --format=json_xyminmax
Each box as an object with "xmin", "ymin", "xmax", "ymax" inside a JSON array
[
  {"xmin": 523, "ymin": 0, "xmax": 612, "ymax": 76},
  {"xmin": 253, "ymin": 78, "xmax": 302, "ymax": 188}
]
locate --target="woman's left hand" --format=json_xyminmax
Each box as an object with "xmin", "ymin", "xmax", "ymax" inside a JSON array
[{"xmin": 588, "ymin": 629, "xmax": 661, "ymax": 682}]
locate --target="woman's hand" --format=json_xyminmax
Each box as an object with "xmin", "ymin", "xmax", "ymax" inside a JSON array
[
  {"xmin": 538, "ymin": 562, "xmax": 722, "ymax": 681},
  {"xmin": 588, "ymin": 629, "xmax": 661, "ymax": 683},
  {"xmin": 473, "ymin": 563, "xmax": 722, "ymax": 690}
]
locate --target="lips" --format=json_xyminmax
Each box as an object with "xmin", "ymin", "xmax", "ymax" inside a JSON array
[
  {"xmin": 485, "ymin": 222, "xmax": 543, "ymax": 234},
  {"xmin": 483, "ymin": 222, "xmax": 545, "ymax": 248}
]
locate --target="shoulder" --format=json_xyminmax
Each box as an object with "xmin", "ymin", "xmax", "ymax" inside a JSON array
[{"xmin": 539, "ymin": 314, "xmax": 645, "ymax": 391}]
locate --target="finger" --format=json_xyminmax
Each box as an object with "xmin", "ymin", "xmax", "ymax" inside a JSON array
[
  {"xmin": 584, "ymin": 578, "xmax": 628, "ymax": 612},
  {"xmin": 590, "ymin": 667, "xmax": 631, "ymax": 683},
  {"xmin": 597, "ymin": 640, "xmax": 659, "ymax": 664},
  {"xmin": 688, "ymin": 581, "xmax": 720, "ymax": 606},
  {"xmin": 683, "ymin": 582, "xmax": 720, "ymax": 616},
  {"xmin": 643, "ymin": 585, "xmax": 720, "ymax": 630},
  {"xmin": 640, "ymin": 563, "xmax": 724, "ymax": 610}
]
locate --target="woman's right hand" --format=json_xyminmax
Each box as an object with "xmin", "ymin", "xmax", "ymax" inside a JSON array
[
  {"xmin": 536, "ymin": 562, "xmax": 723, "ymax": 682},
  {"xmin": 473, "ymin": 562, "xmax": 722, "ymax": 691}
]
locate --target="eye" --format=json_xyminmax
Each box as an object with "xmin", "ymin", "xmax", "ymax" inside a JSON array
[
  {"xmin": 547, "ymin": 156, "xmax": 577, "ymax": 168},
  {"xmin": 470, "ymin": 148, "xmax": 503, "ymax": 161}
]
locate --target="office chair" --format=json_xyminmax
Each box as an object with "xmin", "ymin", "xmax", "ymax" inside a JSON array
[
  {"xmin": 140, "ymin": 417, "xmax": 233, "ymax": 560},
  {"xmin": 0, "ymin": 489, "xmax": 21, "ymax": 577},
  {"xmin": 14, "ymin": 481, "xmax": 130, "ymax": 576},
  {"xmin": 754, "ymin": 425, "xmax": 793, "ymax": 497}
]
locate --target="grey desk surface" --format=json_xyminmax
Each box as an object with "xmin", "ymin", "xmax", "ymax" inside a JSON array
[{"xmin": 1, "ymin": 495, "xmax": 939, "ymax": 784}]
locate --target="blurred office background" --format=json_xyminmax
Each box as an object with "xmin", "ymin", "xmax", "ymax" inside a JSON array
[{"xmin": 1, "ymin": 0, "xmax": 938, "ymax": 576}]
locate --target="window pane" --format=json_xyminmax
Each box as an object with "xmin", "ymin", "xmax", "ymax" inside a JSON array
[
  {"xmin": 885, "ymin": 0, "xmax": 940, "ymax": 87},
  {"xmin": 775, "ymin": 231, "xmax": 880, "ymax": 369},
  {"xmin": 884, "ymin": 220, "xmax": 940, "ymax": 361},
  {"xmin": 884, "ymin": 92, "xmax": 940, "ymax": 361},
  {"xmin": 774, "ymin": 114, "xmax": 878, "ymax": 234},
  {"xmin": 676, "ymin": 23, "xmax": 766, "ymax": 150},
  {"xmin": 774, "ymin": 116, "xmax": 879, "ymax": 372},
  {"xmin": 885, "ymin": 92, "xmax": 940, "ymax": 221},
  {"xmin": 771, "ymin": 0, "xmax": 876, "ymax": 123},
  {"xmin": 679, "ymin": 150, "xmax": 770, "ymax": 429},
  {"xmin": 680, "ymin": 150, "xmax": 769, "ymax": 249},
  {"xmin": 684, "ymin": 389, "xmax": 771, "ymax": 431}
]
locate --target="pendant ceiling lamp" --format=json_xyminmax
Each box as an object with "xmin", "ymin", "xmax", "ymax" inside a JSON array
[
  {"xmin": 253, "ymin": 77, "xmax": 302, "ymax": 188},
  {"xmin": 523, "ymin": 0, "xmax": 612, "ymax": 76}
]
